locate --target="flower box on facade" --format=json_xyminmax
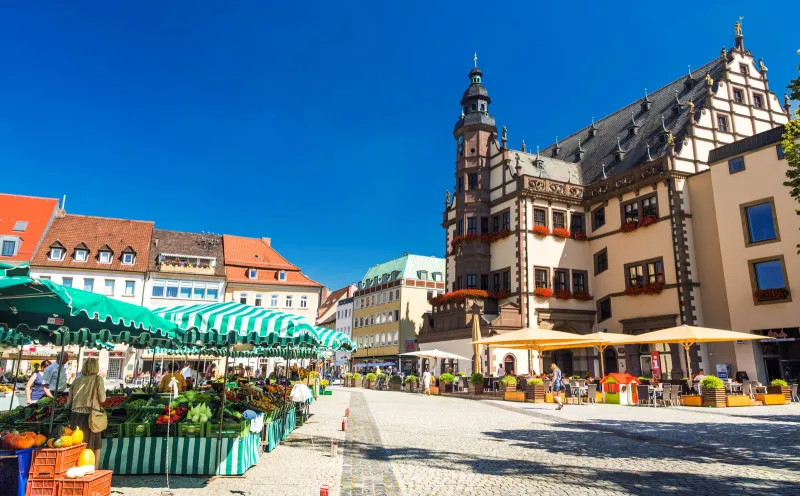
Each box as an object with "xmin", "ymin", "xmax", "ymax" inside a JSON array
[
  {"xmin": 767, "ymin": 385, "xmax": 792, "ymax": 403},
  {"xmin": 554, "ymin": 290, "xmax": 572, "ymax": 300},
  {"xmin": 533, "ymin": 288, "xmax": 553, "ymax": 299},
  {"xmin": 159, "ymin": 264, "xmax": 216, "ymax": 276},
  {"xmin": 621, "ymin": 216, "xmax": 657, "ymax": 234},
  {"xmin": 572, "ymin": 291, "xmax": 592, "ymax": 301},
  {"xmin": 702, "ymin": 388, "xmax": 727, "ymax": 407},
  {"xmin": 624, "ymin": 283, "xmax": 664, "ymax": 296},
  {"xmin": 532, "ymin": 225, "xmax": 550, "ymax": 237},
  {"xmin": 754, "ymin": 288, "xmax": 790, "ymax": 303},
  {"xmin": 571, "ymin": 231, "xmax": 588, "ymax": 241},
  {"xmin": 450, "ymin": 230, "xmax": 513, "ymax": 250},
  {"xmin": 551, "ymin": 228, "xmax": 571, "ymax": 239}
]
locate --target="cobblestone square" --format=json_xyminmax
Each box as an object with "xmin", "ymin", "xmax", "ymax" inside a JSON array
[{"xmin": 111, "ymin": 388, "xmax": 800, "ymax": 496}]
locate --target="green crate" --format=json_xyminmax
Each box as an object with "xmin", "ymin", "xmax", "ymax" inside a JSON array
[
  {"xmin": 205, "ymin": 419, "xmax": 250, "ymax": 439},
  {"xmin": 122, "ymin": 407, "xmax": 160, "ymax": 437},
  {"xmin": 322, "ymin": 390, "xmax": 332, "ymax": 396},
  {"xmin": 103, "ymin": 423, "xmax": 122, "ymax": 438},
  {"xmin": 177, "ymin": 422, "xmax": 207, "ymax": 438}
]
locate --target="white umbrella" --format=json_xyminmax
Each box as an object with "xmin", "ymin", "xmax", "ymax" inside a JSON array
[{"xmin": 400, "ymin": 349, "xmax": 469, "ymax": 360}]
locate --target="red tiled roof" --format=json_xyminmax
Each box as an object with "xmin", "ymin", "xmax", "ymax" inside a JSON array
[
  {"xmin": 222, "ymin": 234, "xmax": 299, "ymax": 270},
  {"xmin": 31, "ymin": 214, "xmax": 154, "ymax": 273},
  {"xmin": 316, "ymin": 284, "xmax": 355, "ymax": 324},
  {"xmin": 0, "ymin": 194, "xmax": 59, "ymax": 262},
  {"xmin": 224, "ymin": 267, "xmax": 323, "ymax": 287}
]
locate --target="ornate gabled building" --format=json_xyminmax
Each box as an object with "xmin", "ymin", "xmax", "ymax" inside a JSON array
[{"xmin": 421, "ymin": 24, "xmax": 791, "ymax": 379}]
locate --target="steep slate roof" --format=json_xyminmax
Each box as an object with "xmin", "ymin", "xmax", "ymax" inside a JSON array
[
  {"xmin": 223, "ymin": 234, "xmax": 322, "ymax": 287},
  {"xmin": 149, "ymin": 229, "xmax": 225, "ymax": 277},
  {"xmin": 708, "ymin": 125, "xmax": 785, "ymax": 164},
  {"xmin": 31, "ymin": 214, "xmax": 153, "ymax": 272},
  {"xmin": 537, "ymin": 57, "xmax": 726, "ymax": 185},
  {"xmin": 0, "ymin": 194, "xmax": 59, "ymax": 262},
  {"xmin": 359, "ymin": 254, "xmax": 445, "ymax": 286}
]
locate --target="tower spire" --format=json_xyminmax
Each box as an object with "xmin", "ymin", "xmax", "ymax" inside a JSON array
[{"xmin": 474, "ymin": 51, "xmax": 478, "ymax": 68}]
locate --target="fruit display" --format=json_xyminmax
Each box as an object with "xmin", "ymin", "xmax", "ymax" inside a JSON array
[
  {"xmin": 0, "ymin": 384, "xmax": 13, "ymax": 394},
  {"xmin": 101, "ymin": 395, "xmax": 126, "ymax": 409},
  {"xmin": 1, "ymin": 430, "xmax": 41, "ymax": 450},
  {"xmin": 186, "ymin": 403, "xmax": 213, "ymax": 424},
  {"xmin": 77, "ymin": 447, "xmax": 96, "ymax": 467}
]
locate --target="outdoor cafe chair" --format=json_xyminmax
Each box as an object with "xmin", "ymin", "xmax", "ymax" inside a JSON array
[
  {"xmin": 791, "ymin": 383, "xmax": 798, "ymax": 403},
  {"xmin": 636, "ymin": 385, "xmax": 650, "ymax": 406},
  {"xmin": 671, "ymin": 385, "xmax": 682, "ymax": 406},
  {"xmin": 661, "ymin": 385, "xmax": 672, "ymax": 407},
  {"xmin": 585, "ymin": 383, "xmax": 597, "ymax": 404}
]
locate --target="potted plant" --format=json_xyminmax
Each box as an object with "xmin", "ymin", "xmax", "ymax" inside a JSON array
[
  {"xmin": 469, "ymin": 372, "xmax": 484, "ymax": 395},
  {"xmin": 439, "ymin": 373, "xmax": 456, "ymax": 393},
  {"xmin": 389, "ymin": 374, "xmax": 403, "ymax": 391},
  {"xmin": 404, "ymin": 375, "xmax": 418, "ymax": 392},
  {"xmin": 767, "ymin": 379, "xmax": 791, "ymax": 402},
  {"xmin": 352, "ymin": 373, "xmax": 362, "ymax": 388},
  {"xmin": 456, "ymin": 372, "xmax": 466, "ymax": 377},
  {"xmin": 498, "ymin": 374, "xmax": 517, "ymax": 393},
  {"xmin": 701, "ymin": 376, "xmax": 726, "ymax": 407},
  {"xmin": 533, "ymin": 287, "xmax": 553, "ymax": 299},
  {"xmin": 320, "ymin": 379, "xmax": 329, "ymax": 392},
  {"xmin": 365, "ymin": 373, "xmax": 377, "ymax": 389},
  {"xmin": 551, "ymin": 227, "xmax": 571, "ymax": 239},
  {"xmin": 343, "ymin": 372, "xmax": 353, "ymax": 387},
  {"xmin": 526, "ymin": 378, "xmax": 546, "ymax": 402}
]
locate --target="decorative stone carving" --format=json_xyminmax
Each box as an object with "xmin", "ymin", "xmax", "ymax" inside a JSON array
[
  {"xmin": 528, "ymin": 178, "xmax": 546, "ymax": 191},
  {"xmin": 549, "ymin": 182, "xmax": 565, "ymax": 195},
  {"xmin": 568, "ymin": 186, "xmax": 583, "ymax": 198}
]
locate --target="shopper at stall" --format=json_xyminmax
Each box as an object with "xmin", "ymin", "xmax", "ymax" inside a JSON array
[
  {"xmin": 67, "ymin": 358, "xmax": 106, "ymax": 461},
  {"xmin": 204, "ymin": 363, "xmax": 217, "ymax": 382},
  {"xmin": 551, "ymin": 363, "xmax": 564, "ymax": 411},
  {"xmin": 42, "ymin": 351, "xmax": 70, "ymax": 398},
  {"xmin": 25, "ymin": 362, "xmax": 48, "ymax": 405},
  {"xmin": 158, "ymin": 363, "xmax": 186, "ymax": 393}
]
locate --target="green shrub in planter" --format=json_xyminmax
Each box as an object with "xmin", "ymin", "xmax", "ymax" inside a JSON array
[
  {"xmin": 499, "ymin": 375, "xmax": 517, "ymax": 386},
  {"xmin": 527, "ymin": 378, "xmax": 544, "ymax": 386},
  {"xmin": 469, "ymin": 372, "xmax": 484, "ymax": 385},
  {"xmin": 455, "ymin": 372, "xmax": 466, "ymax": 377},
  {"xmin": 352, "ymin": 373, "xmax": 362, "ymax": 381},
  {"xmin": 404, "ymin": 375, "xmax": 418, "ymax": 384},
  {"xmin": 365, "ymin": 373, "xmax": 377, "ymax": 382},
  {"xmin": 389, "ymin": 375, "xmax": 403, "ymax": 384},
  {"xmin": 344, "ymin": 373, "xmax": 353, "ymax": 379},
  {"xmin": 376, "ymin": 373, "xmax": 388, "ymax": 380},
  {"xmin": 439, "ymin": 373, "xmax": 455, "ymax": 384},
  {"xmin": 701, "ymin": 375, "xmax": 725, "ymax": 390},
  {"xmin": 569, "ymin": 375, "xmax": 581, "ymax": 380},
  {"xmin": 770, "ymin": 379, "xmax": 788, "ymax": 387}
]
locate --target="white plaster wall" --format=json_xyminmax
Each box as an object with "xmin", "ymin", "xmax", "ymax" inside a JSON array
[{"xmin": 30, "ymin": 268, "xmax": 146, "ymax": 305}]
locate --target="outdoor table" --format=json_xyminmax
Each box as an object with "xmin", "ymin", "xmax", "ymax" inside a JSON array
[
  {"xmin": 725, "ymin": 382, "xmax": 743, "ymax": 395},
  {"xmin": 647, "ymin": 385, "xmax": 664, "ymax": 407},
  {"xmin": 572, "ymin": 385, "xmax": 588, "ymax": 405}
]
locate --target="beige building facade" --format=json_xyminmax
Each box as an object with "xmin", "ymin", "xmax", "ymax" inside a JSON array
[{"xmin": 422, "ymin": 25, "xmax": 792, "ymax": 379}]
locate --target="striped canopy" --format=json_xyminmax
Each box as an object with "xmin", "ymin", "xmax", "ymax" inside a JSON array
[
  {"xmin": 0, "ymin": 327, "xmax": 115, "ymax": 351},
  {"xmin": 153, "ymin": 302, "xmax": 320, "ymax": 348},
  {"xmin": 311, "ymin": 326, "xmax": 357, "ymax": 352},
  {"xmin": 147, "ymin": 345, "xmax": 326, "ymax": 360}
]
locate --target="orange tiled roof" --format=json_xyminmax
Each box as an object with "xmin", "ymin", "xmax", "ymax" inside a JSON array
[
  {"xmin": 222, "ymin": 234, "xmax": 299, "ymax": 270},
  {"xmin": 0, "ymin": 194, "xmax": 59, "ymax": 262},
  {"xmin": 31, "ymin": 214, "xmax": 154, "ymax": 273},
  {"xmin": 316, "ymin": 284, "xmax": 355, "ymax": 323},
  {"xmin": 225, "ymin": 266, "xmax": 322, "ymax": 287}
]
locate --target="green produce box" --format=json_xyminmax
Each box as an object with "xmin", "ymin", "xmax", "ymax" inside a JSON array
[
  {"xmin": 177, "ymin": 422, "xmax": 207, "ymax": 438},
  {"xmin": 123, "ymin": 407, "xmax": 160, "ymax": 437},
  {"xmin": 205, "ymin": 419, "xmax": 250, "ymax": 439},
  {"xmin": 103, "ymin": 423, "xmax": 121, "ymax": 438},
  {"xmin": 322, "ymin": 390, "xmax": 332, "ymax": 396}
]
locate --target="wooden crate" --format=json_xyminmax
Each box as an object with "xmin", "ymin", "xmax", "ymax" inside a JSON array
[{"xmin": 504, "ymin": 391, "xmax": 525, "ymax": 402}]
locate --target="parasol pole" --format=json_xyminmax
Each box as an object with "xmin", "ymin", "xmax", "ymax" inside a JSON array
[
  {"xmin": 47, "ymin": 340, "xmax": 66, "ymax": 437},
  {"xmin": 684, "ymin": 342, "xmax": 692, "ymax": 379},
  {"xmin": 148, "ymin": 350, "xmax": 157, "ymax": 393},
  {"xmin": 6, "ymin": 343, "xmax": 24, "ymax": 412},
  {"xmin": 215, "ymin": 343, "xmax": 232, "ymax": 476}
]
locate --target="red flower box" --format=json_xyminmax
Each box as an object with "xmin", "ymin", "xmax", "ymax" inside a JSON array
[
  {"xmin": 488, "ymin": 290, "xmax": 511, "ymax": 299},
  {"xmin": 551, "ymin": 228, "xmax": 571, "ymax": 239},
  {"xmin": 554, "ymin": 289, "xmax": 572, "ymax": 300},
  {"xmin": 640, "ymin": 215, "xmax": 657, "ymax": 228},
  {"xmin": 621, "ymin": 221, "xmax": 639, "ymax": 233},
  {"xmin": 533, "ymin": 287, "xmax": 553, "ymax": 299},
  {"xmin": 450, "ymin": 230, "xmax": 513, "ymax": 250},
  {"xmin": 754, "ymin": 288, "xmax": 789, "ymax": 302},
  {"xmin": 429, "ymin": 289, "xmax": 488, "ymax": 305},
  {"xmin": 532, "ymin": 225, "xmax": 550, "ymax": 237},
  {"xmin": 624, "ymin": 283, "xmax": 664, "ymax": 296},
  {"xmin": 571, "ymin": 231, "xmax": 588, "ymax": 241},
  {"xmin": 572, "ymin": 291, "xmax": 592, "ymax": 301}
]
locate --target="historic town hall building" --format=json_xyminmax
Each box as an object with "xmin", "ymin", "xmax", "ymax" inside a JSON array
[{"xmin": 420, "ymin": 24, "xmax": 797, "ymax": 384}]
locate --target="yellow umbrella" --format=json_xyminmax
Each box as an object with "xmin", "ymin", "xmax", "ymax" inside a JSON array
[
  {"xmin": 538, "ymin": 332, "xmax": 635, "ymax": 379},
  {"xmin": 621, "ymin": 325, "xmax": 763, "ymax": 377},
  {"xmin": 473, "ymin": 327, "xmax": 595, "ymax": 374},
  {"xmin": 470, "ymin": 310, "xmax": 482, "ymax": 375}
]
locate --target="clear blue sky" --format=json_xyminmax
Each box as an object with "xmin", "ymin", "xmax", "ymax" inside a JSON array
[{"xmin": 1, "ymin": 3, "xmax": 796, "ymax": 290}]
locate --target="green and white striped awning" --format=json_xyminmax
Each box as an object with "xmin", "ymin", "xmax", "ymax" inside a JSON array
[
  {"xmin": 147, "ymin": 345, "xmax": 325, "ymax": 360},
  {"xmin": 311, "ymin": 326, "xmax": 356, "ymax": 352},
  {"xmin": 153, "ymin": 302, "xmax": 319, "ymax": 348}
]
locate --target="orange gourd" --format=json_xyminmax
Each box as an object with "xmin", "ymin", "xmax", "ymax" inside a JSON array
[
  {"xmin": 76, "ymin": 448, "xmax": 95, "ymax": 467},
  {"xmin": 63, "ymin": 427, "xmax": 73, "ymax": 436},
  {"xmin": 17, "ymin": 436, "xmax": 34, "ymax": 449},
  {"xmin": 46, "ymin": 438, "xmax": 54, "ymax": 448},
  {"xmin": 34, "ymin": 434, "xmax": 47, "ymax": 447},
  {"xmin": 71, "ymin": 427, "xmax": 84, "ymax": 444}
]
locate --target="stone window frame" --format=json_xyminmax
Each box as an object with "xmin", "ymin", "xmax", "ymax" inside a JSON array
[
  {"xmin": 747, "ymin": 254, "xmax": 792, "ymax": 306},
  {"xmin": 752, "ymin": 92, "xmax": 764, "ymax": 109},
  {"xmin": 732, "ymin": 87, "xmax": 746, "ymax": 105},
  {"xmin": 620, "ymin": 197, "xmax": 640, "ymax": 225},
  {"xmin": 534, "ymin": 266, "xmax": 550, "ymax": 289},
  {"xmin": 740, "ymin": 197, "xmax": 781, "ymax": 248},
  {"xmin": 467, "ymin": 216, "xmax": 477, "ymax": 234},
  {"xmin": 639, "ymin": 192, "xmax": 659, "ymax": 219},
  {"xmin": 728, "ymin": 156, "xmax": 745, "ymax": 174},
  {"xmin": 596, "ymin": 296, "xmax": 612, "ymax": 323},
  {"xmin": 570, "ymin": 212, "xmax": 586, "ymax": 234},
  {"xmin": 553, "ymin": 269, "xmax": 570, "ymax": 292},
  {"xmin": 490, "ymin": 266, "xmax": 512, "ymax": 292},
  {"xmin": 533, "ymin": 207, "xmax": 548, "ymax": 227},
  {"xmin": 571, "ymin": 269, "xmax": 589, "ymax": 294},
  {"xmin": 594, "ymin": 248, "xmax": 609, "ymax": 276},
  {"xmin": 468, "ymin": 173, "xmax": 478, "ymax": 190},
  {"xmin": 623, "ymin": 256, "xmax": 665, "ymax": 289},
  {"xmin": 591, "ymin": 205, "xmax": 606, "ymax": 231},
  {"xmin": 717, "ymin": 114, "xmax": 730, "ymax": 133},
  {"xmin": 551, "ymin": 209, "xmax": 567, "ymax": 230}
]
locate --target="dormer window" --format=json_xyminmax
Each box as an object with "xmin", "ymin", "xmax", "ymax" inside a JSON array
[
  {"xmin": 122, "ymin": 253, "xmax": 135, "ymax": 265},
  {"xmin": 49, "ymin": 248, "xmax": 65, "ymax": 261},
  {"xmin": 432, "ymin": 272, "xmax": 442, "ymax": 282},
  {"xmin": 248, "ymin": 268, "xmax": 258, "ymax": 279},
  {"xmin": 98, "ymin": 251, "xmax": 112, "ymax": 264},
  {"xmin": 278, "ymin": 271, "xmax": 286, "ymax": 281},
  {"xmin": 75, "ymin": 249, "xmax": 88, "ymax": 262},
  {"xmin": 419, "ymin": 271, "xmax": 428, "ymax": 280}
]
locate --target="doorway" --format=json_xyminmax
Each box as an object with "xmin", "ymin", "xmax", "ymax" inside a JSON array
[
  {"xmin": 603, "ymin": 348, "xmax": 618, "ymax": 375},
  {"xmin": 552, "ymin": 350, "xmax": 573, "ymax": 377},
  {"xmin": 503, "ymin": 354, "xmax": 516, "ymax": 376}
]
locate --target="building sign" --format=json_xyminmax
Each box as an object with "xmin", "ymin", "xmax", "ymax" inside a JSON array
[
  {"xmin": 46, "ymin": 317, "xmax": 64, "ymax": 325},
  {"xmin": 405, "ymin": 340, "xmax": 416, "ymax": 352},
  {"xmin": 759, "ymin": 328, "xmax": 798, "ymax": 343},
  {"xmin": 715, "ymin": 363, "xmax": 731, "ymax": 380},
  {"xmin": 650, "ymin": 351, "xmax": 661, "ymax": 378}
]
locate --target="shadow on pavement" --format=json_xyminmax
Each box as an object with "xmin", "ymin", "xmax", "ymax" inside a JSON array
[{"xmin": 112, "ymin": 475, "xmax": 210, "ymax": 490}]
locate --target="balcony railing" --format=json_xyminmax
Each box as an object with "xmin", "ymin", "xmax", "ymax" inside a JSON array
[{"xmin": 158, "ymin": 254, "xmax": 216, "ymax": 275}]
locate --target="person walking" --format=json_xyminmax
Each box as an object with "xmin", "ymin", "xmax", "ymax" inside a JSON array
[
  {"xmin": 422, "ymin": 368, "xmax": 432, "ymax": 396},
  {"xmin": 67, "ymin": 358, "xmax": 106, "ymax": 462},
  {"xmin": 551, "ymin": 363, "xmax": 564, "ymax": 411}
]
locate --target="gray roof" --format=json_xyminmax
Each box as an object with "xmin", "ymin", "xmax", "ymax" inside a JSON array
[
  {"xmin": 509, "ymin": 149, "xmax": 584, "ymax": 184},
  {"xmin": 538, "ymin": 57, "xmax": 726, "ymax": 185},
  {"xmin": 708, "ymin": 125, "xmax": 785, "ymax": 164}
]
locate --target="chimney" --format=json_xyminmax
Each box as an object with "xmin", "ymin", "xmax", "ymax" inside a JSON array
[
  {"xmin": 261, "ymin": 237, "xmax": 271, "ymax": 246},
  {"xmin": 56, "ymin": 208, "xmax": 66, "ymax": 218}
]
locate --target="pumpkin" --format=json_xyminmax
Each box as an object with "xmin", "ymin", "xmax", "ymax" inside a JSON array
[
  {"xmin": 59, "ymin": 435, "xmax": 73, "ymax": 447},
  {"xmin": 3, "ymin": 434, "xmax": 18, "ymax": 450},
  {"xmin": 17, "ymin": 436, "xmax": 34, "ymax": 449},
  {"xmin": 63, "ymin": 427, "xmax": 73, "ymax": 436},
  {"xmin": 34, "ymin": 434, "xmax": 47, "ymax": 447},
  {"xmin": 71, "ymin": 427, "xmax": 84, "ymax": 444},
  {"xmin": 23, "ymin": 431, "xmax": 36, "ymax": 438},
  {"xmin": 76, "ymin": 448, "xmax": 95, "ymax": 467}
]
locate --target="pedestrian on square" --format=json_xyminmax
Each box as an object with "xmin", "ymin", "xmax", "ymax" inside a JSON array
[
  {"xmin": 422, "ymin": 368, "xmax": 432, "ymax": 396},
  {"xmin": 550, "ymin": 363, "xmax": 564, "ymax": 411}
]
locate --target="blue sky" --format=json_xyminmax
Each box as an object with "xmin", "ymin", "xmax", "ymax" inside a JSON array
[{"xmin": 1, "ymin": 3, "xmax": 796, "ymax": 290}]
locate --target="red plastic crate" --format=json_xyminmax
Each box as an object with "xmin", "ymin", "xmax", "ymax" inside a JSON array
[
  {"xmin": 25, "ymin": 477, "xmax": 59, "ymax": 496},
  {"xmin": 29, "ymin": 443, "xmax": 86, "ymax": 478},
  {"xmin": 60, "ymin": 470, "xmax": 112, "ymax": 496}
]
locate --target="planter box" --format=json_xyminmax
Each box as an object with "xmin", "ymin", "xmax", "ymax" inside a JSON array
[
  {"xmin": 389, "ymin": 383, "xmax": 402, "ymax": 391},
  {"xmin": 767, "ymin": 385, "xmax": 791, "ymax": 403},
  {"xmin": 504, "ymin": 391, "xmax": 525, "ymax": 402},
  {"xmin": 726, "ymin": 395, "xmax": 751, "ymax": 407},
  {"xmin": 755, "ymin": 393, "xmax": 786, "ymax": 405},
  {"xmin": 702, "ymin": 388, "xmax": 727, "ymax": 407},
  {"xmin": 545, "ymin": 392, "xmax": 565, "ymax": 403},
  {"xmin": 498, "ymin": 383, "xmax": 517, "ymax": 393},
  {"xmin": 442, "ymin": 383, "xmax": 455, "ymax": 393},
  {"xmin": 468, "ymin": 384, "xmax": 484, "ymax": 395},
  {"xmin": 525, "ymin": 385, "xmax": 546, "ymax": 402},
  {"xmin": 682, "ymin": 395, "xmax": 702, "ymax": 407},
  {"xmin": 429, "ymin": 386, "xmax": 440, "ymax": 395},
  {"xmin": 405, "ymin": 383, "xmax": 418, "ymax": 392},
  {"xmin": 363, "ymin": 380, "xmax": 372, "ymax": 389}
]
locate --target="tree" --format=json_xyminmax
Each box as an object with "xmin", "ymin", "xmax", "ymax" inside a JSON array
[{"xmin": 782, "ymin": 49, "xmax": 800, "ymax": 253}]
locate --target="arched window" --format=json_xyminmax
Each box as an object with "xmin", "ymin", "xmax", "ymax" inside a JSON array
[
  {"xmin": 603, "ymin": 347, "xmax": 618, "ymax": 375},
  {"xmin": 503, "ymin": 354, "xmax": 516, "ymax": 375},
  {"xmin": 480, "ymin": 103, "xmax": 485, "ymax": 112}
]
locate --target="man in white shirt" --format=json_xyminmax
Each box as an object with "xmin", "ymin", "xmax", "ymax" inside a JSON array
[{"xmin": 42, "ymin": 351, "xmax": 70, "ymax": 397}]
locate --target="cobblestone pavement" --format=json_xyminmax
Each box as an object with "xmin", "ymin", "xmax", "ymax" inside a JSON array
[{"xmin": 111, "ymin": 388, "xmax": 800, "ymax": 496}]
